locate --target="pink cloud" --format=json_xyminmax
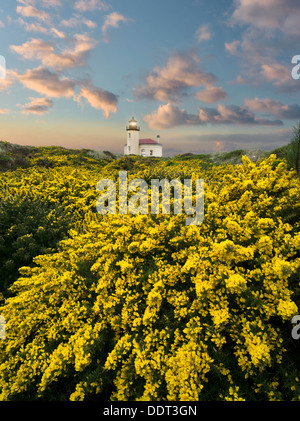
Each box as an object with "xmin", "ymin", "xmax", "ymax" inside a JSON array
[
  {"xmin": 75, "ymin": 83, "xmax": 118, "ymax": 118},
  {"xmin": 198, "ymin": 104, "xmax": 283, "ymax": 126},
  {"xmin": 60, "ymin": 15, "xmax": 97, "ymax": 29},
  {"xmin": 231, "ymin": 0, "xmax": 300, "ymax": 35},
  {"xmin": 11, "ymin": 34, "xmax": 96, "ymax": 69},
  {"xmin": 17, "ymin": 66, "xmax": 76, "ymax": 98},
  {"xmin": 144, "ymin": 103, "xmax": 283, "ymax": 130},
  {"xmin": 225, "ymin": 40, "xmax": 241, "ymax": 55},
  {"xmin": 17, "ymin": 18, "xmax": 48, "ymax": 34},
  {"xmin": 15, "ymin": 66, "xmax": 118, "ymax": 117},
  {"xmin": 227, "ymin": 0, "xmax": 300, "ymax": 92},
  {"xmin": 11, "ymin": 38, "xmax": 54, "ymax": 60},
  {"xmin": 50, "ymin": 27, "xmax": 66, "ymax": 38},
  {"xmin": 16, "ymin": 5, "xmax": 50, "ymax": 22},
  {"xmin": 20, "ymin": 97, "xmax": 54, "ymax": 115},
  {"xmin": 0, "ymin": 70, "xmax": 17, "ymax": 91},
  {"xmin": 17, "ymin": 0, "xmax": 62, "ymax": 8},
  {"xmin": 102, "ymin": 12, "xmax": 129, "ymax": 40},
  {"xmin": 82, "ymin": 19, "xmax": 97, "ymax": 29},
  {"xmin": 231, "ymin": 75, "xmax": 247, "ymax": 85},
  {"xmin": 134, "ymin": 51, "xmax": 217, "ymax": 103},
  {"xmin": 144, "ymin": 103, "xmax": 200, "ymax": 129},
  {"xmin": 244, "ymin": 97, "xmax": 300, "ymax": 119},
  {"xmin": 196, "ymin": 86, "xmax": 227, "ymax": 103},
  {"xmin": 260, "ymin": 63, "xmax": 292, "ymax": 86},
  {"xmin": 16, "ymin": 17, "xmax": 65, "ymax": 38},
  {"xmin": 40, "ymin": 0, "xmax": 62, "ymax": 7}
]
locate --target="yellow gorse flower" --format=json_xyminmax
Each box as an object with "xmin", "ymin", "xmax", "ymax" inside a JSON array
[{"xmin": 0, "ymin": 153, "xmax": 299, "ymax": 401}]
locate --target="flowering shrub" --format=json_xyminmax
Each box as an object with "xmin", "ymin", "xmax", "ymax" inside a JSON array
[
  {"xmin": 0, "ymin": 154, "xmax": 299, "ymax": 401},
  {"xmin": 0, "ymin": 195, "xmax": 73, "ymax": 294}
]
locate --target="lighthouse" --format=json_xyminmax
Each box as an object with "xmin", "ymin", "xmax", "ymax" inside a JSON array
[
  {"xmin": 124, "ymin": 117, "xmax": 163, "ymax": 157},
  {"xmin": 125, "ymin": 116, "xmax": 140, "ymax": 155}
]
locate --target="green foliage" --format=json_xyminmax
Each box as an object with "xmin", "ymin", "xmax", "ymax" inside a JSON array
[
  {"xmin": 0, "ymin": 141, "xmax": 113, "ymax": 172},
  {"xmin": 175, "ymin": 153, "xmax": 213, "ymax": 162},
  {"xmin": 286, "ymin": 123, "xmax": 300, "ymax": 178},
  {"xmin": 0, "ymin": 195, "xmax": 73, "ymax": 294},
  {"xmin": 0, "ymin": 140, "xmax": 299, "ymax": 401}
]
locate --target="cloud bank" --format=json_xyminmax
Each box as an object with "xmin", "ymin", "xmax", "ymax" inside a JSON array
[
  {"xmin": 9, "ymin": 0, "xmax": 121, "ymax": 118},
  {"xmin": 134, "ymin": 51, "xmax": 224, "ymax": 104},
  {"xmin": 144, "ymin": 103, "xmax": 283, "ymax": 130}
]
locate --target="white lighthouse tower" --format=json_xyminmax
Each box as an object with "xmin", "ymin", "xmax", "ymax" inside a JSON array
[
  {"xmin": 124, "ymin": 116, "xmax": 163, "ymax": 157},
  {"xmin": 124, "ymin": 117, "xmax": 140, "ymax": 155}
]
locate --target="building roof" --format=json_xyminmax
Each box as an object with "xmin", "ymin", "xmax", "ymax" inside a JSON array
[{"xmin": 139, "ymin": 138, "xmax": 161, "ymax": 145}]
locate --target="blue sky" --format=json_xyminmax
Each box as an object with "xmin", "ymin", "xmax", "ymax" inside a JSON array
[{"xmin": 0, "ymin": 0, "xmax": 300, "ymax": 155}]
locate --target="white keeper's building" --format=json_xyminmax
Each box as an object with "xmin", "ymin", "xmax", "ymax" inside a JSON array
[{"xmin": 124, "ymin": 117, "xmax": 163, "ymax": 157}]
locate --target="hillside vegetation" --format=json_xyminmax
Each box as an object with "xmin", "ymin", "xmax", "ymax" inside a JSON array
[
  {"xmin": 0, "ymin": 140, "xmax": 291, "ymax": 171},
  {"xmin": 0, "ymin": 139, "xmax": 299, "ymax": 401},
  {"xmin": 0, "ymin": 141, "xmax": 123, "ymax": 172}
]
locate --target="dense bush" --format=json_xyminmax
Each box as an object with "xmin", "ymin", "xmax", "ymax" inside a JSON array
[
  {"xmin": 0, "ymin": 165, "xmax": 105, "ymax": 295},
  {"xmin": 0, "ymin": 195, "xmax": 73, "ymax": 294},
  {"xmin": 286, "ymin": 123, "xmax": 300, "ymax": 179},
  {"xmin": 0, "ymin": 155, "xmax": 299, "ymax": 401}
]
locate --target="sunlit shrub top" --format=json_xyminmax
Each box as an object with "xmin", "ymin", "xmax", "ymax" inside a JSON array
[{"xmin": 0, "ymin": 154, "xmax": 299, "ymax": 401}]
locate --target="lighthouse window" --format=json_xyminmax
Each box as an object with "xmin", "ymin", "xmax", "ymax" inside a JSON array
[
  {"xmin": 150, "ymin": 150, "xmax": 153, "ymax": 156},
  {"xmin": 128, "ymin": 146, "xmax": 131, "ymax": 151},
  {"xmin": 128, "ymin": 133, "xmax": 131, "ymax": 138}
]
